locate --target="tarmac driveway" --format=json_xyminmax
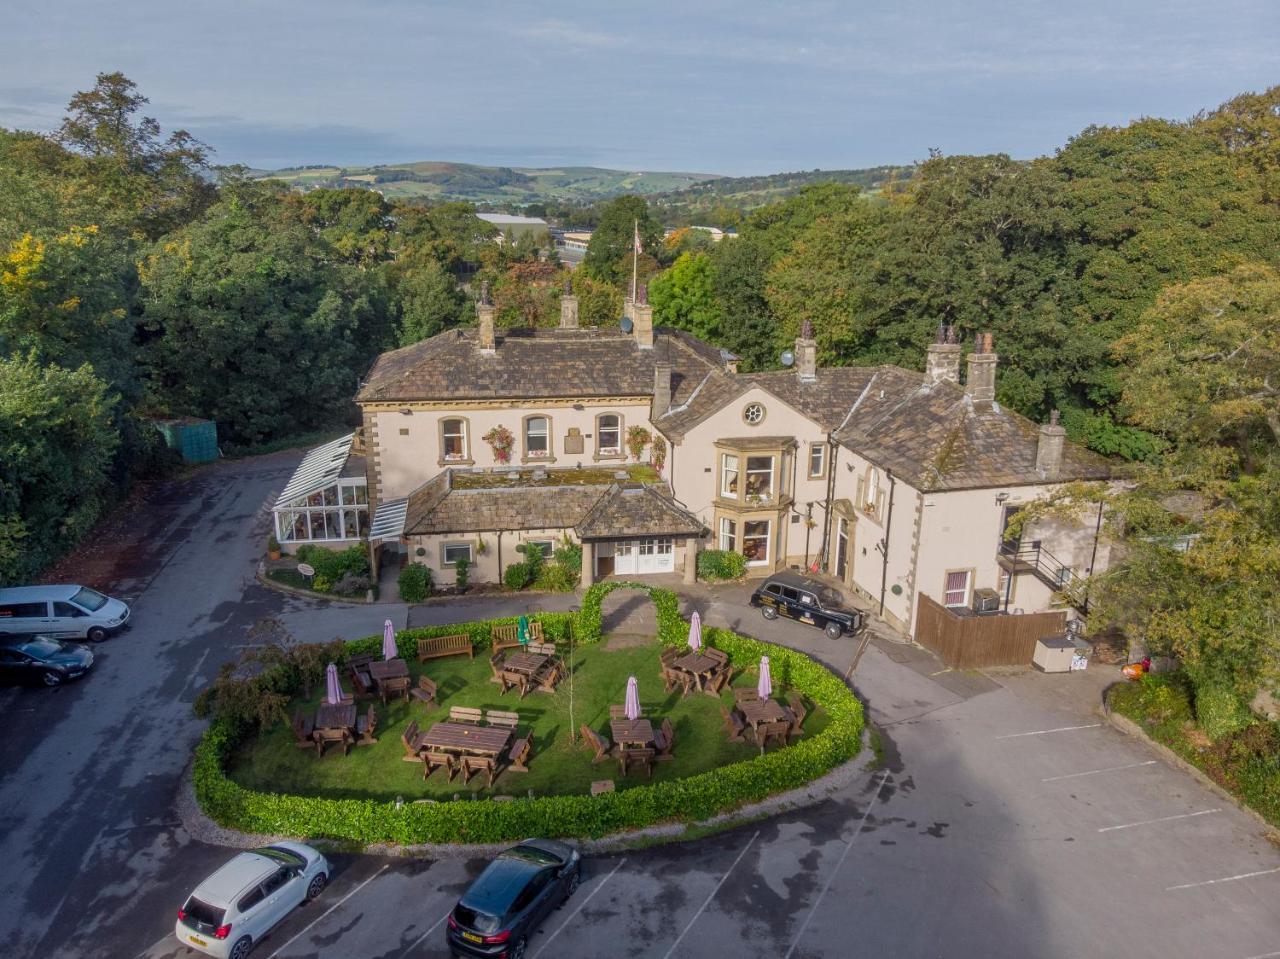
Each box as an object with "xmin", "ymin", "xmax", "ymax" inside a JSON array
[{"xmin": 2, "ymin": 455, "xmax": 1278, "ymax": 959}]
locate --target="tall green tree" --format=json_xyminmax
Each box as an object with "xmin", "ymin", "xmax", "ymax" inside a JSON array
[
  {"xmin": 395, "ymin": 260, "xmax": 466, "ymax": 345},
  {"xmin": 649, "ymin": 252, "xmax": 723, "ymax": 342},
  {"xmin": 583, "ymin": 196, "xmax": 663, "ymax": 286}
]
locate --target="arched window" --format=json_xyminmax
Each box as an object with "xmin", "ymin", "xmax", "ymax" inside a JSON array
[
  {"xmin": 524, "ymin": 416, "xmax": 550, "ymax": 458},
  {"xmin": 441, "ymin": 418, "xmax": 468, "ymax": 461},
  {"xmin": 597, "ymin": 413, "xmax": 621, "ymax": 455}
]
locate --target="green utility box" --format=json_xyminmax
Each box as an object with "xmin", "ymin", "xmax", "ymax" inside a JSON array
[{"xmin": 154, "ymin": 417, "xmax": 219, "ymax": 463}]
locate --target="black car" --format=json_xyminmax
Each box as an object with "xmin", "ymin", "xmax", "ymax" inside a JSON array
[
  {"xmin": 446, "ymin": 839, "xmax": 581, "ymax": 959},
  {"xmin": 749, "ymin": 571, "xmax": 865, "ymax": 640},
  {"xmin": 0, "ymin": 634, "xmax": 95, "ymax": 686}
]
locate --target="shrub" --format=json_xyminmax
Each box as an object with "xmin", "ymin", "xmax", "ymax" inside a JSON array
[
  {"xmin": 311, "ymin": 574, "xmax": 332, "ymax": 593},
  {"xmin": 192, "ymin": 603, "xmax": 864, "ymax": 845},
  {"xmin": 454, "ymin": 556, "xmax": 470, "ymax": 592},
  {"xmin": 267, "ymin": 534, "xmax": 280, "ymax": 553},
  {"xmin": 697, "ymin": 549, "xmax": 747, "ymax": 581},
  {"xmin": 296, "ymin": 544, "xmax": 370, "ymax": 585},
  {"xmin": 503, "ymin": 562, "xmax": 531, "ymax": 590},
  {"xmin": 1196, "ymin": 684, "xmax": 1253, "ymax": 741},
  {"xmin": 398, "ymin": 563, "xmax": 432, "ymax": 603}
]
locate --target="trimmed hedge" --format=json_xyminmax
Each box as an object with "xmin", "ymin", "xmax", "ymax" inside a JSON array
[
  {"xmin": 697, "ymin": 549, "xmax": 748, "ymax": 581},
  {"xmin": 194, "ymin": 587, "xmax": 863, "ymax": 845}
]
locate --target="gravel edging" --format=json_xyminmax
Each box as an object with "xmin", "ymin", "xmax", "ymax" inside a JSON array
[
  {"xmin": 176, "ymin": 732, "xmax": 876, "ymax": 860},
  {"xmin": 1100, "ymin": 693, "xmax": 1279, "ymax": 838}
]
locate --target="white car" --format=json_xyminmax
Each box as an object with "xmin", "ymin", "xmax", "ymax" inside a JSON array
[{"xmin": 175, "ymin": 843, "xmax": 329, "ymax": 959}]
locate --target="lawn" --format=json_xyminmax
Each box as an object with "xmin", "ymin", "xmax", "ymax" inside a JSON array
[{"xmin": 227, "ymin": 639, "xmax": 828, "ymax": 802}]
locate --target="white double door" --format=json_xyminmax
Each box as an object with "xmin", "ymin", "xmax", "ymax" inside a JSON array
[{"xmin": 613, "ymin": 538, "xmax": 675, "ymax": 575}]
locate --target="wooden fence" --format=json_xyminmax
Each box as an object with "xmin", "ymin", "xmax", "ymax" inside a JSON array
[{"xmin": 914, "ymin": 594, "xmax": 1067, "ymax": 669}]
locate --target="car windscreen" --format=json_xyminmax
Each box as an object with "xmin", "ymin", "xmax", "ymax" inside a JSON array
[
  {"xmin": 453, "ymin": 903, "xmax": 501, "ymax": 934},
  {"xmin": 819, "ymin": 588, "xmax": 844, "ymax": 607},
  {"xmin": 70, "ymin": 587, "xmax": 108, "ymax": 612},
  {"xmin": 16, "ymin": 637, "xmax": 63, "ymax": 659},
  {"xmin": 181, "ymin": 896, "xmax": 225, "ymax": 933},
  {"xmin": 255, "ymin": 846, "xmax": 306, "ymax": 869}
]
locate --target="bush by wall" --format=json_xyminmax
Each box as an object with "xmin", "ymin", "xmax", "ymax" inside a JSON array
[
  {"xmin": 697, "ymin": 548, "xmax": 747, "ymax": 581},
  {"xmin": 193, "ymin": 590, "xmax": 863, "ymax": 845},
  {"xmin": 296, "ymin": 544, "xmax": 371, "ymax": 595},
  {"xmin": 503, "ymin": 562, "xmax": 532, "ymax": 590},
  {"xmin": 398, "ymin": 563, "xmax": 432, "ymax": 603}
]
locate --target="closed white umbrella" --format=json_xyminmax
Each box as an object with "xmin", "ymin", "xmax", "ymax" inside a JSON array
[
  {"xmin": 382, "ymin": 619, "xmax": 397, "ymax": 660},
  {"xmin": 325, "ymin": 662, "xmax": 343, "ymax": 705},
  {"xmin": 624, "ymin": 676, "xmax": 641, "ymax": 721},
  {"xmin": 688, "ymin": 611, "xmax": 702, "ymax": 652},
  {"xmin": 757, "ymin": 656, "xmax": 772, "ymax": 701}
]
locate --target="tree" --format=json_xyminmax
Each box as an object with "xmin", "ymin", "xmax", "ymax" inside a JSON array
[
  {"xmin": 395, "ymin": 260, "xmax": 465, "ymax": 345},
  {"xmin": 570, "ymin": 271, "xmax": 623, "ymax": 327},
  {"xmin": 583, "ymin": 196, "xmax": 663, "ymax": 286},
  {"xmin": 649, "ymin": 252, "xmax": 724, "ymax": 342}
]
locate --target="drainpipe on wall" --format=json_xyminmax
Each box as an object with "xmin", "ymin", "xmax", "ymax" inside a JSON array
[
  {"xmin": 1083, "ymin": 499, "xmax": 1104, "ymax": 615},
  {"xmin": 496, "ymin": 530, "xmax": 504, "ymax": 583},
  {"xmin": 817, "ymin": 435, "xmax": 838, "ymax": 571},
  {"xmin": 878, "ymin": 469, "xmax": 896, "ymax": 616}
]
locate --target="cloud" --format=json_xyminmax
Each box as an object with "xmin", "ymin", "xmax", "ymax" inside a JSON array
[{"xmin": 512, "ymin": 19, "xmax": 624, "ymax": 49}]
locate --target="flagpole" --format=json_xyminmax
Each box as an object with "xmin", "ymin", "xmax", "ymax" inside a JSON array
[{"xmin": 631, "ymin": 218, "xmax": 638, "ymax": 303}]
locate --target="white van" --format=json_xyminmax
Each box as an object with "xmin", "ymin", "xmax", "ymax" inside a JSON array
[{"xmin": 0, "ymin": 585, "xmax": 131, "ymax": 642}]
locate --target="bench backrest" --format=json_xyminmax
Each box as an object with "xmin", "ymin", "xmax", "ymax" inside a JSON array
[
  {"xmin": 527, "ymin": 641, "xmax": 556, "ymax": 656},
  {"xmin": 418, "ymin": 633, "xmax": 472, "ymax": 656},
  {"xmin": 419, "ymin": 675, "xmax": 437, "ymax": 693},
  {"xmin": 450, "ymin": 706, "xmax": 483, "ymax": 724},
  {"xmin": 486, "ymin": 710, "xmax": 520, "ymax": 728},
  {"xmin": 492, "ymin": 621, "xmax": 544, "ymax": 642},
  {"xmin": 403, "ymin": 720, "xmax": 419, "ymax": 744}
]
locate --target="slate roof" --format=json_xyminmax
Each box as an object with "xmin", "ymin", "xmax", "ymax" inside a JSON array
[{"xmin": 576, "ymin": 485, "xmax": 705, "ymax": 540}]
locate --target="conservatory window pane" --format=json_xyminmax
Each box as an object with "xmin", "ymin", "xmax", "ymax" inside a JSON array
[
  {"xmin": 323, "ymin": 486, "xmax": 339, "ymax": 507},
  {"xmin": 356, "ymin": 508, "xmax": 367, "ymax": 536},
  {"xmin": 309, "ymin": 512, "xmax": 326, "ymax": 539},
  {"xmin": 343, "ymin": 510, "xmax": 359, "ymax": 538},
  {"xmin": 325, "ymin": 512, "xmax": 342, "ymax": 539},
  {"xmin": 307, "ymin": 491, "xmax": 324, "ymax": 507},
  {"xmin": 353, "ymin": 484, "xmax": 368, "ymax": 505},
  {"xmin": 294, "ymin": 513, "xmax": 310, "ymax": 541},
  {"xmin": 278, "ymin": 512, "xmax": 295, "ymax": 541}
]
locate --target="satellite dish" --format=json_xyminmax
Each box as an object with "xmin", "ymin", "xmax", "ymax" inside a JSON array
[
  {"xmin": 619, "ymin": 316, "xmax": 634, "ymax": 334},
  {"xmin": 780, "ymin": 350, "xmax": 795, "ymax": 367}
]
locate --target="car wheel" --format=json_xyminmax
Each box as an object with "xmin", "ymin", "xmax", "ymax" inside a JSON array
[
  {"xmin": 306, "ymin": 872, "xmax": 327, "ymax": 900},
  {"xmin": 87, "ymin": 627, "xmax": 108, "ymax": 643},
  {"xmin": 565, "ymin": 868, "xmax": 581, "ymax": 898},
  {"xmin": 508, "ymin": 936, "xmax": 528, "ymax": 959},
  {"xmin": 228, "ymin": 936, "xmax": 253, "ymax": 959},
  {"xmin": 761, "ymin": 606, "xmax": 778, "ymax": 621},
  {"xmin": 41, "ymin": 670, "xmax": 63, "ymax": 687},
  {"xmin": 824, "ymin": 622, "xmax": 843, "ymax": 640}
]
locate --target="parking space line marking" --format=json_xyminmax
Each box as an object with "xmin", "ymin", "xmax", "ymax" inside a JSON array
[
  {"xmin": 532, "ymin": 857, "xmax": 627, "ymax": 958},
  {"xmin": 662, "ymin": 833, "xmax": 760, "ymax": 959},
  {"xmin": 1167, "ymin": 866, "xmax": 1280, "ymax": 891},
  {"xmin": 784, "ymin": 770, "xmax": 892, "ymax": 959},
  {"xmin": 1042, "ymin": 760, "xmax": 1156, "ymax": 782},
  {"xmin": 995, "ymin": 723, "xmax": 1101, "ymax": 740},
  {"xmin": 266, "ymin": 863, "xmax": 389, "ymax": 958},
  {"xmin": 396, "ymin": 911, "xmax": 451, "ymax": 958},
  {"xmin": 1098, "ymin": 808, "xmax": 1221, "ymax": 833}
]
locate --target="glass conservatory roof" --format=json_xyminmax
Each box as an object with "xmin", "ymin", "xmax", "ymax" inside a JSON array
[{"xmin": 274, "ymin": 433, "xmax": 359, "ymax": 509}]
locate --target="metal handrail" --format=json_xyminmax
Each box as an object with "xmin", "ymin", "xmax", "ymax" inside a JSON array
[{"xmin": 998, "ymin": 540, "xmax": 1074, "ymax": 587}]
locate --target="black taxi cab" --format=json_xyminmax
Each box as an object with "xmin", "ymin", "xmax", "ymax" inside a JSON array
[{"xmin": 749, "ymin": 571, "xmax": 865, "ymax": 640}]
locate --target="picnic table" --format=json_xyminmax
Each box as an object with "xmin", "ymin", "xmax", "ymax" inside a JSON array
[
  {"xmin": 416, "ymin": 721, "xmax": 512, "ymax": 757},
  {"xmin": 611, "ymin": 718, "xmax": 655, "ymax": 748},
  {"xmin": 737, "ymin": 697, "xmax": 788, "ymax": 732},
  {"xmin": 368, "ymin": 658, "xmax": 409, "ymax": 686},
  {"xmin": 502, "ymin": 650, "xmax": 549, "ymax": 677},
  {"xmin": 315, "ymin": 702, "xmax": 357, "ymax": 731},
  {"xmin": 673, "ymin": 651, "xmax": 720, "ymax": 690}
]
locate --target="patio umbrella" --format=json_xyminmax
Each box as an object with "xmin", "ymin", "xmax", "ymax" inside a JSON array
[
  {"xmin": 518, "ymin": 615, "xmax": 531, "ymax": 646},
  {"xmin": 687, "ymin": 611, "xmax": 702, "ymax": 652},
  {"xmin": 624, "ymin": 676, "xmax": 641, "ymax": 721},
  {"xmin": 382, "ymin": 619, "xmax": 397, "ymax": 661},
  {"xmin": 757, "ymin": 656, "xmax": 772, "ymax": 701},
  {"xmin": 325, "ymin": 662, "xmax": 343, "ymax": 705}
]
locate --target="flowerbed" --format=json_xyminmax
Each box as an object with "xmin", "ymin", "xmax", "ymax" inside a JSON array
[{"xmin": 194, "ymin": 585, "xmax": 864, "ymax": 845}]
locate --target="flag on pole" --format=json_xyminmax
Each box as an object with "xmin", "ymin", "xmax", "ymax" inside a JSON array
[{"xmin": 634, "ymin": 222, "xmax": 643, "ymax": 255}]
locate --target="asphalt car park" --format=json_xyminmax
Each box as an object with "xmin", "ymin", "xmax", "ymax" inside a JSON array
[{"xmin": 3, "ymin": 454, "xmax": 1280, "ymax": 959}]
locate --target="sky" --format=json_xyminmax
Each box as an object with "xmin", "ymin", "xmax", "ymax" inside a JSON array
[{"xmin": 0, "ymin": 0, "xmax": 1275, "ymax": 175}]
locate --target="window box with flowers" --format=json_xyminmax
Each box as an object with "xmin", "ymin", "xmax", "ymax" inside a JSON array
[{"xmin": 482, "ymin": 425, "xmax": 515, "ymax": 464}]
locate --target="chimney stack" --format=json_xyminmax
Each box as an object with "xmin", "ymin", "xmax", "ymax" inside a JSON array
[
  {"xmin": 559, "ymin": 277, "xmax": 579, "ymax": 329},
  {"xmin": 477, "ymin": 282, "xmax": 496, "ymax": 354},
  {"xmin": 795, "ymin": 318, "xmax": 817, "ymax": 384},
  {"xmin": 653, "ymin": 361, "xmax": 672, "ymax": 418},
  {"xmin": 633, "ymin": 283, "xmax": 654, "ymax": 349},
  {"xmin": 965, "ymin": 332, "xmax": 997, "ymax": 403},
  {"xmin": 925, "ymin": 324, "xmax": 961, "ymax": 385},
  {"xmin": 1036, "ymin": 410, "xmax": 1066, "ymax": 478}
]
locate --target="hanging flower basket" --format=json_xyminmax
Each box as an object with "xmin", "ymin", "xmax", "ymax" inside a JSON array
[
  {"xmin": 651, "ymin": 435, "xmax": 667, "ymax": 473},
  {"xmin": 626, "ymin": 425, "xmax": 652, "ymax": 462},
  {"xmin": 483, "ymin": 425, "xmax": 515, "ymax": 464}
]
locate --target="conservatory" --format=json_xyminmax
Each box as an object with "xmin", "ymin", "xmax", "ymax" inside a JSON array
[{"xmin": 272, "ymin": 433, "xmax": 369, "ymax": 549}]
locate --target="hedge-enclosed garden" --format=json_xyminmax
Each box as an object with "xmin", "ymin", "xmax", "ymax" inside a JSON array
[{"xmin": 194, "ymin": 583, "xmax": 864, "ymax": 845}]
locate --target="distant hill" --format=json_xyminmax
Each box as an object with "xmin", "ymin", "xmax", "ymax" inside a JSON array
[
  {"xmin": 650, "ymin": 165, "xmax": 912, "ymax": 222},
  {"xmin": 255, "ymin": 160, "xmax": 719, "ymax": 204}
]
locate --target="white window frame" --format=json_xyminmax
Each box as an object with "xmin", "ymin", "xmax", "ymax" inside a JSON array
[
  {"xmin": 526, "ymin": 538, "xmax": 554, "ymax": 559},
  {"xmin": 745, "ymin": 455, "xmax": 775, "ymax": 500},
  {"xmin": 442, "ymin": 418, "xmax": 468, "ymax": 461},
  {"xmin": 443, "ymin": 542, "xmax": 474, "ymax": 567},
  {"xmin": 524, "ymin": 416, "xmax": 550, "ymax": 458},
  {"xmin": 808, "ymin": 443, "xmax": 825, "ymax": 478},
  {"xmin": 719, "ymin": 517, "xmax": 737, "ymax": 551},
  {"xmin": 276, "ymin": 480, "xmax": 368, "ymax": 543},
  {"xmin": 597, "ymin": 413, "xmax": 621, "ymax": 456},
  {"xmin": 721, "ymin": 454, "xmax": 739, "ymax": 498},
  {"xmin": 943, "ymin": 569, "xmax": 972, "ymax": 608},
  {"xmin": 741, "ymin": 519, "xmax": 771, "ymax": 567}
]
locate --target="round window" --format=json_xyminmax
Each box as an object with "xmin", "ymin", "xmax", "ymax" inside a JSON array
[{"xmin": 743, "ymin": 402, "xmax": 766, "ymax": 425}]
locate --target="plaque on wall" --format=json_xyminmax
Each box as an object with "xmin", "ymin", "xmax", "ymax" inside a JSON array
[{"xmin": 564, "ymin": 427, "xmax": 584, "ymax": 455}]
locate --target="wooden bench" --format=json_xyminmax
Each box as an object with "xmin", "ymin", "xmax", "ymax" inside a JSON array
[
  {"xmin": 580, "ymin": 725, "xmax": 613, "ymax": 764},
  {"xmin": 485, "ymin": 710, "xmax": 520, "ymax": 729},
  {"xmin": 401, "ymin": 720, "xmax": 422, "ymax": 761},
  {"xmin": 720, "ymin": 705, "xmax": 746, "ymax": 743},
  {"xmin": 291, "ymin": 710, "xmax": 315, "ymax": 748},
  {"xmin": 417, "ymin": 633, "xmax": 474, "ymax": 663},
  {"xmin": 786, "ymin": 691, "xmax": 807, "ymax": 739},
  {"xmin": 653, "ymin": 717, "xmax": 675, "ymax": 760},
  {"xmin": 619, "ymin": 747, "xmax": 654, "ymax": 779},
  {"xmin": 460, "ymin": 755, "xmax": 497, "ymax": 787},
  {"xmin": 507, "ymin": 737, "xmax": 532, "ymax": 773},
  {"xmin": 499, "ymin": 669, "xmax": 530, "ymax": 699},
  {"xmin": 355, "ymin": 705, "xmax": 378, "ymax": 746},
  {"xmin": 491, "ymin": 621, "xmax": 544, "ymax": 650},
  {"xmin": 527, "ymin": 641, "xmax": 557, "ymax": 656},
  {"xmin": 348, "ymin": 665, "xmax": 373, "ymax": 700},
  {"xmin": 380, "ymin": 675, "xmax": 410, "ymax": 705},
  {"xmin": 410, "ymin": 674, "xmax": 438, "ymax": 707},
  {"xmin": 449, "ymin": 706, "xmax": 484, "ymax": 725},
  {"xmin": 608, "ymin": 704, "xmax": 639, "ymax": 720},
  {"xmin": 423, "ymin": 750, "xmax": 455, "ymax": 781}
]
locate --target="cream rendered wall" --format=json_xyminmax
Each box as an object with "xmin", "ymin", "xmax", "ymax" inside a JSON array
[
  {"xmin": 408, "ymin": 528, "xmax": 576, "ymax": 587},
  {"xmin": 370, "ymin": 400, "xmax": 654, "ymax": 501}
]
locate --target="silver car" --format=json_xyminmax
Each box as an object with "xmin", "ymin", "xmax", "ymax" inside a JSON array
[{"xmin": 175, "ymin": 843, "xmax": 329, "ymax": 959}]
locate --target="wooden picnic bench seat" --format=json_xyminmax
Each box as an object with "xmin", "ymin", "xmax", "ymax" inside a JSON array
[
  {"xmin": 507, "ymin": 737, "xmax": 532, "ymax": 773},
  {"xmin": 757, "ymin": 719, "xmax": 791, "ymax": 755},
  {"xmin": 580, "ymin": 725, "xmax": 613, "ymax": 764},
  {"xmin": 720, "ymin": 705, "xmax": 746, "ymax": 742},
  {"xmin": 449, "ymin": 706, "xmax": 484, "ymax": 725},
  {"xmin": 314, "ymin": 726, "xmax": 350, "ymax": 757},
  {"xmin": 527, "ymin": 641, "xmax": 557, "ymax": 656},
  {"xmin": 291, "ymin": 710, "xmax": 316, "ymax": 748},
  {"xmin": 491, "ymin": 621, "xmax": 544, "ymax": 650},
  {"xmin": 417, "ymin": 633, "xmax": 474, "ymax": 663},
  {"xmin": 785, "ymin": 691, "xmax": 807, "ymax": 739},
  {"xmin": 652, "ymin": 717, "xmax": 675, "ymax": 760},
  {"xmin": 532, "ymin": 659, "xmax": 563, "ymax": 694},
  {"xmin": 460, "ymin": 755, "xmax": 497, "ymax": 787},
  {"xmin": 423, "ymin": 750, "xmax": 455, "ymax": 781},
  {"xmin": 348, "ymin": 664, "xmax": 373, "ymax": 700},
  {"xmin": 355, "ymin": 705, "xmax": 378, "ymax": 746},
  {"xmin": 347, "ymin": 652, "xmax": 376, "ymax": 668},
  {"xmin": 410, "ymin": 674, "xmax": 438, "ymax": 707},
  {"xmin": 608, "ymin": 704, "xmax": 636, "ymax": 720},
  {"xmin": 401, "ymin": 720, "xmax": 422, "ymax": 761},
  {"xmin": 704, "ymin": 647, "xmax": 729, "ymax": 666},
  {"xmin": 704, "ymin": 667, "xmax": 732, "ymax": 696},
  {"xmin": 485, "ymin": 710, "xmax": 520, "ymax": 729},
  {"xmin": 380, "ymin": 675, "xmax": 410, "ymax": 705},
  {"xmin": 619, "ymin": 747, "xmax": 654, "ymax": 779}
]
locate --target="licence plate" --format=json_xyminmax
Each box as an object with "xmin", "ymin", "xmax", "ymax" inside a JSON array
[
  {"xmin": 188, "ymin": 934, "xmax": 208, "ymax": 947},
  {"xmin": 461, "ymin": 931, "xmax": 483, "ymax": 944}
]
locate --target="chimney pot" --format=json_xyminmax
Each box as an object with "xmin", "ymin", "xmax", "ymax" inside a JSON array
[
  {"xmin": 795, "ymin": 323, "xmax": 818, "ymax": 383},
  {"xmin": 632, "ymin": 286, "xmax": 654, "ymax": 349},
  {"xmin": 965, "ymin": 333, "xmax": 997, "ymax": 403},
  {"xmin": 477, "ymin": 281, "xmax": 496, "ymax": 354},
  {"xmin": 925, "ymin": 325, "xmax": 962, "ymax": 385},
  {"xmin": 1036, "ymin": 409, "xmax": 1067, "ymax": 478},
  {"xmin": 559, "ymin": 289, "xmax": 579, "ymax": 329},
  {"xmin": 653, "ymin": 361, "xmax": 673, "ymax": 417}
]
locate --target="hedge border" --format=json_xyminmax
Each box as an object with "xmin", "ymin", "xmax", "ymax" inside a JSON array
[{"xmin": 194, "ymin": 584, "xmax": 864, "ymax": 845}]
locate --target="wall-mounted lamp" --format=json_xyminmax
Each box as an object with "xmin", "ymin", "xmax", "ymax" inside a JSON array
[
  {"xmin": 399, "ymin": 407, "xmax": 413, "ymax": 416},
  {"xmin": 995, "ymin": 491, "xmax": 1010, "ymax": 504},
  {"xmin": 572, "ymin": 403, "xmax": 584, "ymax": 411}
]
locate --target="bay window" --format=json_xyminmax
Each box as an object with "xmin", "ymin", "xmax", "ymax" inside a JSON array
[
  {"xmin": 745, "ymin": 456, "xmax": 774, "ymax": 499},
  {"xmin": 719, "ymin": 517, "xmax": 737, "ymax": 551},
  {"xmin": 741, "ymin": 520, "xmax": 771, "ymax": 566}
]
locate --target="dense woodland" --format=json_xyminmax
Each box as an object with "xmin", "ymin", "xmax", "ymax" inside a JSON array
[{"xmin": 2, "ymin": 74, "xmax": 1277, "ymax": 723}]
